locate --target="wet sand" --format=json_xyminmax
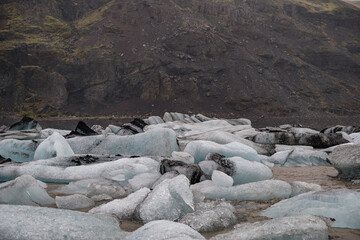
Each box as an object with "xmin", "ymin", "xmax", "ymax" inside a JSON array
[{"xmin": 46, "ymin": 165, "xmax": 360, "ymax": 239}]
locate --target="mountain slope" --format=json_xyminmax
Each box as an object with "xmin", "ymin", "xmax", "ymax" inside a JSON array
[{"xmin": 0, "ymin": 0, "xmax": 359, "ymax": 121}]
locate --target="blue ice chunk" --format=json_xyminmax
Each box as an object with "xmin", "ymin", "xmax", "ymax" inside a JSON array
[{"xmin": 261, "ymin": 189, "xmax": 360, "ymax": 229}]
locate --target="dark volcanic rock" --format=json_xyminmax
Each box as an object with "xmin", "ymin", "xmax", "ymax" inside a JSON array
[
  {"xmin": 0, "ymin": 0, "xmax": 359, "ymax": 122},
  {"xmin": 160, "ymin": 159, "xmax": 202, "ymax": 184}
]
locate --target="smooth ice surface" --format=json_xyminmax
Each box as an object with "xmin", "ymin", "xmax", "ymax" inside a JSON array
[
  {"xmin": 139, "ymin": 175, "xmax": 194, "ymax": 223},
  {"xmin": 125, "ymin": 220, "xmax": 205, "ymax": 240},
  {"xmin": 191, "ymin": 179, "xmax": 291, "ymax": 200},
  {"xmin": 229, "ymin": 157, "xmax": 273, "ymax": 185},
  {"xmin": 184, "ymin": 140, "xmax": 260, "ymax": 163},
  {"xmin": 0, "ymin": 205, "xmax": 127, "ymax": 240},
  {"xmin": 183, "ymin": 131, "xmax": 273, "ymax": 155},
  {"xmin": 56, "ymin": 194, "xmax": 95, "ymax": 209},
  {"xmin": 89, "ymin": 187, "xmax": 151, "ymax": 219},
  {"xmin": 0, "ymin": 157, "xmax": 159, "ymax": 181},
  {"xmin": 180, "ymin": 201, "xmax": 237, "ymax": 232},
  {"xmin": 268, "ymin": 149, "xmax": 329, "ymax": 167},
  {"xmin": 151, "ymin": 171, "xmax": 179, "ymax": 189},
  {"xmin": 34, "ymin": 132, "xmax": 74, "ymax": 160},
  {"xmin": 0, "ymin": 139, "xmax": 38, "ymax": 162},
  {"xmin": 329, "ymin": 144, "xmax": 360, "ymax": 179},
  {"xmin": 128, "ymin": 172, "xmax": 161, "ymax": 191},
  {"xmin": 290, "ymin": 181, "xmax": 322, "ymax": 197},
  {"xmin": 89, "ymin": 128, "xmax": 179, "ymax": 156},
  {"xmin": 0, "ymin": 175, "xmax": 54, "ymax": 206},
  {"xmin": 199, "ymin": 156, "xmax": 273, "ymax": 185},
  {"xmin": 261, "ymin": 189, "xmax": 360, "ymax": 229},
  {"xmin": 172, "ymin": 151, "xmax": 195, "ymax": 164},
  {"xmin": 210, "ymin": 215, "xmax": 328, "ymax": 240},
  {"xmin": 211, "ymin": 170, "xmax": 233, "ymax": 187}
]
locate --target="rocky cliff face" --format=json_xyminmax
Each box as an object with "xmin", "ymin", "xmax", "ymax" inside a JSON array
[{"xmin": 1, "ymin": 0, "xmax": 359, "ymax": 120}]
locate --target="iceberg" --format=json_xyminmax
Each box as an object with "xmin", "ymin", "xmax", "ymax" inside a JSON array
[
  {"xmin": 210, "ymin": 215, "xmax": 329, "ymax": 240},
  {"xmin": 190, "ymin": 179, "xmax": 291, "ymax": 201},
  {"xmin": 172, "ymin": 151, "xmax": 195, "ymax": 164},
  {"xmin": 184, "ymin": 140, "xmax": 260, "ymax": 163},
  {"xmin": 0, "ymin": 175, "xmax": 54, "ymax": 206},
  {"xmin": 124, "ymin": 220, "xmax": 205, "ymax": 240},
  {"xmin": 56, "ymin": 194, "xmax": 95, "ymax": 209},
  {"xmin": 199, "ymin": 155, "xmax": 273, "ymax": 185},
  {"xmin": 0, "ymin": 205, "xmax": 127, "ymax": 240},
  {"xmin": 138, "ymin": 175, "xmax": 194, "ymax": 223},
  {"xmin": 211, "ymin": 170, "xmax": 233, "ymax": 187},
  {"xmin": 180, "ymin": 201, "xmax": 237, "ymax": 232},
  {"xmin": 151, "ymin": 171, "xmax": 179, "ymax": 189},
  {"xmin": 184, "ymin": 130, "xmax": 274, "ymax": 156},
  {"xmin": 0, "ymin": 139, "xmax": 39, "ymax": 162},
  {"xmin": 267, "ymin": 149, "xmax": 329, "ymax": 167},
  {"xmin": 160, "ymin": 159, "xmax": 202, "ymax": 184},
  {"xmin": 88, "ymin": 128, "xmax": 179, "ymax": 156},
  {"xmin": 260, "ymin": 189, "xmax": 360, "ymax": 229},
  {"xmin": 9, "ymin": 116, "xmax": 41, "ymax": 131},
  {"xmin": 40, "ymin": 128, "xmax": 71, "ymax": 138},
  {"xmin": 34, "ymin": 132, "xmax": 74, "ymax": 160},
  {"xmin": 128, "ymin": 172, "xmax": 161, "ymax": 191},
  {"xmin": 328, "ymin": 144, "xmax": 360, "ymax": 180},
  {"xmin": 89, "ymin": 187, "xmax": 151, "ymax": 219},
  {"xmin": 0, "ymin": 157, "xmax": 159, "ymax": 181},
  {"xmin": 67, "ymin": 135, "xmax": 105, "ymax": 154}
]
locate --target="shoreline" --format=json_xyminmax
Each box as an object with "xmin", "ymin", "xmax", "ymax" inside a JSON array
[{"xmin": 1, "ymin": 111, "xmax": 360, "ymax": 130}]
